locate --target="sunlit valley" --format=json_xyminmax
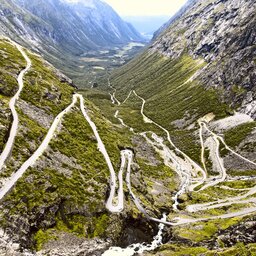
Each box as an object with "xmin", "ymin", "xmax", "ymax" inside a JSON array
[{"xmin": 0, "ymin": 0, "xmax": 255, "ymax": 255}]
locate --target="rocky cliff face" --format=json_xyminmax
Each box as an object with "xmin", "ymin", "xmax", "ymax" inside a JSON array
[{"xmin": 151, "ymin": 0, "xmax": 256, "ymax": 118}]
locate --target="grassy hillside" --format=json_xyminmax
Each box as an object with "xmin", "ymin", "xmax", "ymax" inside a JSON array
[
  {"xmin": 0, "ymin": 38, "xmax": 179, "ymax": 251},
  {"xmin": 0, "ymin": 38, "xmax": 26, "ymax": 150},
  {"xmin": 106, "ymin": 44, "xmax": 256, "ymax": 255},
  {"xmin": 110, "ymin": 52, "xmax": 230, "ymax": 162}
]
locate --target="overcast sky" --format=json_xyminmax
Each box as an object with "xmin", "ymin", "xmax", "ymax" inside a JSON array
[{"xmin": 103, "ymin": 0, "xmax": 188, "ymax": 16}]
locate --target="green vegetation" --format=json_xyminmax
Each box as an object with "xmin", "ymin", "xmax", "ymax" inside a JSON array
[
  {"xmin": 110, "ymin": 52, "xmax": 229, "ymax": 163},
  {"xmin": 20, "ymin": 52, "xmax": 74, "ymax": 116},
  {"xmin": 79, "ymin": 88, "xmax": 118, "ymax": 124},
  {"xmin": 176, "ymin": 222, "xmax": 218, "ymax": 242},
  {"xmin": 0, "ymin": 38, "xmax": 26, "ymax": 150},
  {"xmin": 0, "ymin": 105, "xmax": 112, "ymax": 249},
  {"xmin": 33, "ymin": 213, "xmax": 110, "ymax": 250},
  {"xmin": 224, "ymin": 121, "xmax": 256, "ymax": 148},
  {"xmin": 173, "ymin": 217, "xmax": 241, "ymax": 243},
  {"xmin": 0, "ymin": 40, "xmax": 179, "ymax": 250},
  {"xmin": 90, "ymin": 214, "xmax": 109, "ymax": 238},
  {"xmin": 222, "ymin": 180, "xmax": 256, "ymax": 189},
  {"xmin": 118, "ymin": 92, "xmax": 165, "ymax": 136},
  {"xmin": 0, "ymin": 110, "xmax": 47, "ymax": 178},
  {"xmin": 34, "ymin": 229, "xmax": 57, "ymax": 251},
  {"xmin": 0, "ymin": 42, "xmax": 75, "ymax": 179},
  {"xmin": 204, "ymin": 148, "xmax": 213, "ymax": 173},
  {"xmin": 0, "ymin": 38, "xmax": 26, "ymax": 72},
  {"xmin": 228, "ymin": 169, "xmax": 256, "ymax": 177},
  {"xmin": 152, "ymin": 242, "xmax": 256, "ymax": 256},
  {"xmin": 0, "ymin": 34, "xmax": 255, "ymax": 255}
]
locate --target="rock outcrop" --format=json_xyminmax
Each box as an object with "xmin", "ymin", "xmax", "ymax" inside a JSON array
[{"xmin": 150, "ymin": 0, "xmax": 256, "ymax": 118}]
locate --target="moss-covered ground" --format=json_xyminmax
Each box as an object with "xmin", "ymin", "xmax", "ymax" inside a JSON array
[
  {"xmin": 0, "ymin": 39, "xmax": 26, "ymax": 150},
  {"xmin": 148, "ymin": 242, "xmax": 256, "ymax": 256}
]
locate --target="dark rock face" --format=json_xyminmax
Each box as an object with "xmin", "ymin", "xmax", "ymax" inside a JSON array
[
  {"xmin": 202, "ymin": 216, "xmax": 256, "ymax": 250},
  {"xmin": 0, "ymin": 231, "xmax": 111, "ymax": 256},
  {"xmin": 150, "ymin": 0, "xmax": 256, "ymax": 118},
  {"xmin": 117, "ymin": 216, "xmax": 156, "ymax": 247},
  {"xmin": 218, "ymin": 220, "xmax": 256, "ymax": 247}
]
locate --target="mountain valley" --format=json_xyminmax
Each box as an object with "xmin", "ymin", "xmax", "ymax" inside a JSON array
[
  {"xmin": 0, "ymin": 0, "xmax": 255, "ymax": 255},
  {"xmin": 0, "ymin": 0, "xmax": 145, "ymax": 87}
]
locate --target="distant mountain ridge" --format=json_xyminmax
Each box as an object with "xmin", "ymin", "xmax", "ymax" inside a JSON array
[
  {"xmin": 153, "ymin": 0, "xmax": 198, "ymax": 39},
  {"xmin": 1, "ymin": 0, "xmax": 142, "ymax": 50},
  {"xmin": 0, "ymin": 0, "xmax": 144, "ymax": 88},
  {"xmin": 123, "ymin": 15, "xmax": 171, "ymax": 39},
  {"xmin": 0, "ymin": 0, "xmax": 144, "ymax": 58},
  {"xmin": 110, "ymin": 0, "xmax": 256, "ymax": 164}
]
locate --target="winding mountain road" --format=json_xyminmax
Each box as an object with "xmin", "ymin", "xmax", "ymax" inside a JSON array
[
  {"xmin": 0, "ymin": 43, "xmax": 31, "ymax": 172},
  {"xmin": 0, "ymin": 48, "xmax": 255, "ymax": 246},
  {"xmin": 198, "ymin": 136, "xmax": 227, "ymax": 191},
  {"xmin": 107, "ymin": 78, "xmax": 120, "ymax": 105},
  {"xmin": 133, "ymin": 90, "xmax": 207, "ymax": 184},
  {"xmin": 0, "ymin": 95, "xmax": 78, "ymax": 200},
  {"xmin": 202, "ymin": 121, "xmax": 256, "ymax": 167},
  {"xmin": 109, "ymin": 88, "xmax": 256, "ymax": 226},
  {"xmin": 198, "ymin": 120, "xmax": 207, "ymax": 173},
  {"xmin": 78, "ymin": 94, "xmax": 124, "ymax": 212}
]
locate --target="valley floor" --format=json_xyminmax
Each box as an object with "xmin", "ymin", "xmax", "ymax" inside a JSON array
[{"xmin": 0, "ymin": 38, "xmax": 256, "ymax": 255}]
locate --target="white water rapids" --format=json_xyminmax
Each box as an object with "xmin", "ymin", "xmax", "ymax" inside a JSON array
[{"xmin": 102, "ymin": 214, "xmax": 167, "ymax": 256}]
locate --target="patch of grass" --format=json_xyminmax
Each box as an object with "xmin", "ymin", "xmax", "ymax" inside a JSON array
[
  {"xmin": 0, "ymin": 109, "xmax": 47, "ymax": 179},
  {"xmin": 20, "ymin": 53, "xmax": 74, "ymax": 116},
  {"xmin": 184, "ymin": 185, "xmax": 242, "ymax": 206},
  {"xmin": 90, "ymin": 214, "xmax": 109, "ymax": 238},
  {"xmin": 153, "ymin": 242, "xmax": 256, "ymax": 256},
  {"xmin": 0, "ymin": 39, "xmax": 27, "ymax": 150},
  {"xmin": 173, "ymin": 217, "xmax": 241, "ymax": 243},
  {"xmin": 224, "ymin": 122, "xmax": 256, "ymax": 148},
  {"xmin": 222, "ymin": 180, "xmax": 256, "ymax": 189},
  {"xmin": 228, "ymin": 169, "xmax": 256, "ymax": 177},
  {"xmin": 34, "ymin": 229, "xmax": 57, "ymax": 251}
]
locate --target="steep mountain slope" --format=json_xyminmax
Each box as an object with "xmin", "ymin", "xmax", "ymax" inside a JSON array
[
  {"xmin": 110, "ymin": 0, "xmax": 256, "ymax": 159},
  {"xmin": 151, "ymin": 0, "xmax": 256, "ymax": 116},
  {"xmin": 104, "ymin": 0, "xmax": 256, "ymax": 254},
  {"xmin": 1, "ymin": 0, "xmax": 256, "ymax": 255},
  {"xmin": 153, "ymin": 0, "xmax": 197, "ymax": 39},
  {"xmin": 0, "ymin": 37, "xmax": 177, "ymax": 255},
  {"xmin": 14, "ymin": 0, "xmax": 142, "ymax": 51}
]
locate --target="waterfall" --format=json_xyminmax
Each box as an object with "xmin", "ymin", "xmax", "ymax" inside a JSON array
[{"xmin": 102, "ymin": 213, "xmax": 167, "ymax": 256}]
